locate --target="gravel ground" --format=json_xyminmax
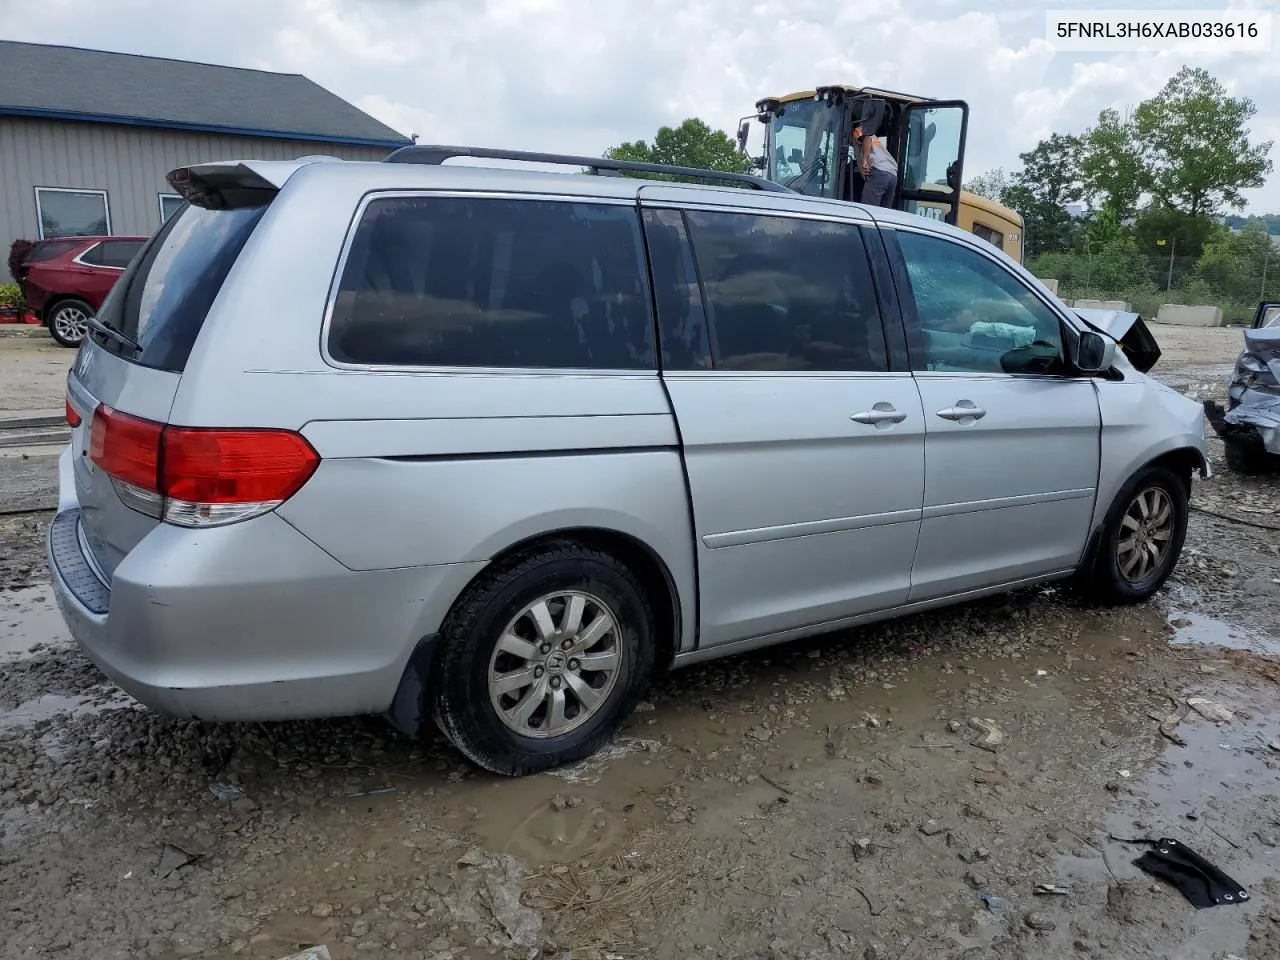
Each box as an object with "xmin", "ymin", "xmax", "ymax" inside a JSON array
[{"xmin": 2, "ymin": 325, "xmax": 1279, "ymax": 960}]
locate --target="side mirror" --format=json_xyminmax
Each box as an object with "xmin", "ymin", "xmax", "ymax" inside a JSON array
[
  {"xmin": 1074, "ymin": 330, "xmax": 1116, "ymax": 373},
  {"xmin": 737, "ymin": 120, "xmax": 751, "ymax": 154}
]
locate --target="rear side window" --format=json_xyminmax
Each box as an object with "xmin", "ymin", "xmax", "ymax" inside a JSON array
[
  {"xmin": 92, "ymin": 240, "xmax": 145, "ymax": 268},
  {"xmin": 77, "ymin": 243, "xmax": 106, "ymax": 266},
  {"xmin": 93, "ymin": 203, "xmax": 267, "ymax": 372},
  {"xmin": 327, "ymin": 196, "xmax": 655, "ymax": 369},
  {"xmin": 682, "ymin": 209, "xmax": 888, "ymax": 371}
]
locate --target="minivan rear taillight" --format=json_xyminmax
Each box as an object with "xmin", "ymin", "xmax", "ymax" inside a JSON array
[{"xmin": 89, "ymin": 404, "xmax": 319, "ymax": 527}]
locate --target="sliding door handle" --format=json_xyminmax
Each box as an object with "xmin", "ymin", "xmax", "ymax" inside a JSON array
[
  {"xmin": 936, "ymin": 400, "xmax": 986, "ymax": 422},
  {"xmin": 851, "ymin": 403, "xmax": 908, "ymax": 425}
]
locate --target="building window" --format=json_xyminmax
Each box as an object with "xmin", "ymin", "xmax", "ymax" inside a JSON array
[
  {"xmin": 159, "ymin": 194, "xmax": 185, "ymax": 224},
  {"xmin": 35, "ymin": 187, "xmax": 110, "ymax": 239}
]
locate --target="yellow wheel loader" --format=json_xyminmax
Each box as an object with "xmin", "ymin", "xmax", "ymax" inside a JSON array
[{"xmin": 737, "ymin": 85, "xmax": 1024, "ymax": 263}]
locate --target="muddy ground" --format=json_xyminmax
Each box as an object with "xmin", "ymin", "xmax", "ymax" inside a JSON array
[{"xmin": 2, "ymin": 326, "xmax": 1279, "ymax": 960}]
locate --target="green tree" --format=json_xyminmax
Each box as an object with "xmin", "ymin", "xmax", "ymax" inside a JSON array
[
  {"xmin": 963, "ymin": 168, "xmax": 1010, "ymax": 203},
  {"xmin": 1132, "ymin": 65, "xmax": 1273, "ymax": 217},
  {"xmin": 1133, "ymin": 205, "xmax": 1225, "ymax": 287},
  {"xmin": 1007, "ymin": 134, "xmax": 1087, "ymax": 259},
  {"xmin": 603, "ymin": 118, "xmax": 752, "ymax": 180},
  {"xmin": 1080, "ymin": 108, "xmax": 1145, "ymax": 221},
  {"xmin": 1193, "ymin": 221, "xmax": 1279, "ymax": 304},
  {"xmin": 1081, "ymin": 206, "xmax": 1130, "ymax": 249}
]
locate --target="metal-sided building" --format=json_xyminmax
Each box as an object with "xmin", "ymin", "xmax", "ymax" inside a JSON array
[{"xmin": 0, "ymin": 40, "xmax": 411, "ymax": 252}]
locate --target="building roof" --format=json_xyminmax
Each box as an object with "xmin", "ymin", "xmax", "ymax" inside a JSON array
[{"xmin": 0, "ymin": 40, "xmax": 411, "ymax": 148}]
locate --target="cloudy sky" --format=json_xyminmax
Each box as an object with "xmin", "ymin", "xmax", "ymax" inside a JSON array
[{"xmin": 5, "ymin": 0, "xmax": 1280, "ymax": 211}]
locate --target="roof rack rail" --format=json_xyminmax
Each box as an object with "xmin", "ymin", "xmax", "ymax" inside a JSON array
[{"xmin": 382, "ymin": 144, "xmax": 790, "ymax": 193}]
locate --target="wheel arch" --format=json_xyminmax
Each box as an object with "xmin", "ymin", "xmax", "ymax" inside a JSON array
[
  {"xmin": 43, "ymin": 294, "xmax": 93, "ymax": 323},
  {"xmin": 385, "ymin": 525, "xmax": 687, "ymax": 739},
  {"xmin": 477, "ymin": 526, "xmax": 684, "ymax": 670},
  {"xmin": 1078, "ymin": 445, "xmax": 1201, "ymax": 581},
  {"xmin": 1145, "ymin": 446, "xmax": 1208, "ymax": 495}
]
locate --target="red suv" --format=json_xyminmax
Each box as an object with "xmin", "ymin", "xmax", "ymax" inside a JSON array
[{"xmin": 16, "ymin": 235, "xmax": 148, "ymax": 347}]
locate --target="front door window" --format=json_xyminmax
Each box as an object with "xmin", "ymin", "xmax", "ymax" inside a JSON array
[{"xmin": 896, "ymin": 230, "xmax": 1065, "ymax": 375}]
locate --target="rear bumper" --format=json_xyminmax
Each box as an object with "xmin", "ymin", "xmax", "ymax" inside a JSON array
[{"xmin": 45, "ymin": 474, "xmax": 484, "ymax": 723}]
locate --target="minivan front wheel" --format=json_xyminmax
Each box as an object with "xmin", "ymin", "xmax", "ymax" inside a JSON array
[
  {"xmin": 47, "ymin": 299, "xmax": 93, "ymax": 347},
  {"xmin": 431, "ymin": 543, "xmax": 656, "ymax": 776},
  {"xmin": 1084, "ymin": 465, "xmax": 1188, "ymax": 604}
]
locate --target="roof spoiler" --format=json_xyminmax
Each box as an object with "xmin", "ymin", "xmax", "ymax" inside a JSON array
[{"xmin": 167, "ymin": 157, "xmax": 338, "ymax": 209}]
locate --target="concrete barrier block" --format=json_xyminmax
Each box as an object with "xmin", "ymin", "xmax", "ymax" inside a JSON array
[
  {"xmin": 1072, "ymin": 299, "xmax": 1131, "ymax": 311},
  {"xmin": 1038, "ymin": 278, "xmax": 1060, "ymax": 295},
  {"xmin": 1156, "ymin": 304, "xmax": 1223, "ymax": 327}
]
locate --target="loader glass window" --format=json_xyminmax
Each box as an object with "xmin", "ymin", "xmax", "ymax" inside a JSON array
[
  {"xmin": 327, "ymin": 196, "xmax": 655, "ymax": 369},
  {"xmin": 683, "ymin": 210, "xmax": 888, "ymax": 372},
  {"xmin": 971, "ymin": 222, "xmax": 1003, "ymax": 250},
  {"xmin": 765, "ymin": 99, "xmax": 842, "ymax": 199}
]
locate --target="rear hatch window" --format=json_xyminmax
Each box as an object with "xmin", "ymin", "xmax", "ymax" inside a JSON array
[
  {"xmin": 25, "ymin": 239, "xmax": 83, "ymax": 264},
  {"xmin": 91, "ymin": 203, "xmax": 267, "ymax": 372}
]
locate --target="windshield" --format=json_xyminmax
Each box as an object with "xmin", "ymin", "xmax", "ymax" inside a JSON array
[{"xmin": 764, "ymin": 98, "xmax": 843, "ymax": 199}]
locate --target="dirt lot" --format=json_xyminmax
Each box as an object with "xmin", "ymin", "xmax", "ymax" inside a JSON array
[
  {"xmin": 2, "ymin": 325, "xmax": 1279, "ymax": 960},
  {"xmin": 0, "ymin": 330, "xmax": 73, "ymax": 413}
]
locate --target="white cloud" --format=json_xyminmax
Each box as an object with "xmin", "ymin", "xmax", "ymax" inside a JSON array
[{"xmin": 5, "ymin": 0, "xmax": 1279, "ymax": 210}]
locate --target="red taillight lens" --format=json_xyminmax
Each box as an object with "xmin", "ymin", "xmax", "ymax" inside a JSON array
[
  {"xmin": 161, "ymin": 428, "xmax": 319, "ymax": 505},
  {"xmin": 65, "ymin": 398, "xmax": 81, "ymax": 427},
  {"xmin": 88, "ymin": 406, "xmax": 319, "ymax": 524},
  {"xmin": 90, "ymin": 404, "xmax": 162, "ymax": 491}
]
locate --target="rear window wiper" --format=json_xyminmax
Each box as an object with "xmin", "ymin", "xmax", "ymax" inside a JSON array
[{"xmin": 86, "ymin": 315, "xmax": 141, "ymax": 355}]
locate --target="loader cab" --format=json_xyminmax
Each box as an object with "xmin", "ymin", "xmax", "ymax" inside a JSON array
[{"xmin": 754, "ymin": 85, "xmax": 970, "ymax": 227}]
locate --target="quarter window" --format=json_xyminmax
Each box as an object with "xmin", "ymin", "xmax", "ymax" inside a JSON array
[
  {"xmin": 681, "ymin": 209, "xmax": 888, "ymax": 372},
  {"xmin": 896, "ymin": 230, "xmax": 1065, "ymax": 375},
  {"xmin": 641, "ymin": 209, "xmax": 712, "ymax": 370},
  {"xmin": 35, "ymin": 188, "xmax": 109, "ymax": 239},
  {"xmin": 80, "ymin": 240, "xmax": 143, "ymax": 269},
  {"xmin": 327, "ymin": 196, "xmax": 655, "ymax": 369}
]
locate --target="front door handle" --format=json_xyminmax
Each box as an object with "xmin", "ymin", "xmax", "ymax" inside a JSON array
[
  {"xmin": 851, "ymin": 403, "xmax": 908, "ymax": 426},
  {"xmin": 936, "ymin": 400, "xmax": 987, "ymax": 422}
]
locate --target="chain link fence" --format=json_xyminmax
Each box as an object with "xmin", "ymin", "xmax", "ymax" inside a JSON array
[{"xmin": 1028, "ymin": 251, "xmax": 1279, "ymax": 325}]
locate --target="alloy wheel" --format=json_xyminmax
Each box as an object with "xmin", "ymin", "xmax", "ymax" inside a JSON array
[
  {"xmin": 52, "ymin": 305, "xmax": 89, "ymax": 343},
  {"xmin": 487, "ymin": 590, "xmax": 622, "ymax": 738},
  {"xmin": 1116, "ymin": 486, "xmax": 1175, "ymax": 582}
]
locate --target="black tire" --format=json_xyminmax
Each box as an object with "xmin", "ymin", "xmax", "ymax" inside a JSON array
[
  {"xmin": 1080, "ymin": 465, "xmax": 1189, "ymax": 605},
  {"xmin": 430, "ymin": 541, "xmax": 656, "ymax": 776},
  {"xmin": 1224, "ymin": 435, "xmax": 1273, "ymax": 475},
  {"xmin": 46, "ymin": 299, "xmax": 93, "ymax": 348}
]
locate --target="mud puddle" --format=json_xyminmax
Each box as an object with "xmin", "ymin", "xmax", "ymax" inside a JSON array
[
  {"xmin": 1158, "ymin": 586, "xmax": 1280, "ymax": 656},
  {"xmin": 0, "ymin": 691, "xmax": 134, "ymax": 730},
  {"xmin": 0, "ymin": 584, "xmax": 70, "ymax": 659}
]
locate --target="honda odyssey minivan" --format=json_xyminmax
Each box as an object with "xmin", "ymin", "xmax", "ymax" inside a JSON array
[{"xmin": 47, "ymin": 147, "xmax": 1208, "ymax": 775}]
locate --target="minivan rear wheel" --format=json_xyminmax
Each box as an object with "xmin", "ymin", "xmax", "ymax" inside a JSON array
[
  {"xmin": 430, "ymin": 542, "xmax": 656, "ymax": 776},
  {"xmin": 47, "ymin": 299, "xmax": 93, "ymax": 348},
  {"xmin": 1081, "ymin": 465, "xmax": 1188, "ymax": 605}
]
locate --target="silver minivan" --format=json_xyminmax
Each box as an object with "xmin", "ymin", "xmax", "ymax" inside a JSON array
[{"xmin": 47, "ymin": 147, "xmax": 1209, "ymax": 775}]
